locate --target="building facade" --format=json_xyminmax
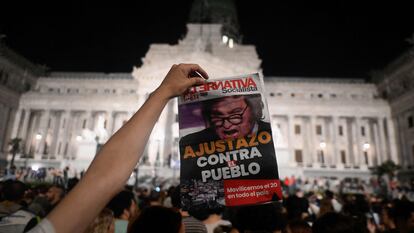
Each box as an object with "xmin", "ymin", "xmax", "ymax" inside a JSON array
[
  {"xmin": 374, "ymin": 45, "xmax": 414, "ymax": 178},
  {"xmin": 0, "ymin": 41, "xmax": 44, "ymax": 170},
  {"xmin": 1, "ymin": 23, "xmax": 412, "ymax": 181}
]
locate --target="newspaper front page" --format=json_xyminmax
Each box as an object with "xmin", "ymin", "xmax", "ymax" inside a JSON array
[{"xmin": 178, "ymin": 73, "xmax": 281, "ymax": 210}]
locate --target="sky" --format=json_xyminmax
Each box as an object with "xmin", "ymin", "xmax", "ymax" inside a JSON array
[{"xmin": 0, "ymin": 1, "xmax": 412, "ymax": 79}]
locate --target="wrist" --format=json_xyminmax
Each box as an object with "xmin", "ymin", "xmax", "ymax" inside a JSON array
[{"xmin": 151, "ymin": 87, "xmax": 172, "ymax": 103}]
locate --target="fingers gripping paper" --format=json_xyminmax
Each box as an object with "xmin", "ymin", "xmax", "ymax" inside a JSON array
[{"xmin": 178, "ymin": 73, "xmax": 282, "ymax": 210}]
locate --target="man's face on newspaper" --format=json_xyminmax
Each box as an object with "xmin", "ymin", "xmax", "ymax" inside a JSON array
[{"xmin": 210, "ymin": 96, "xmax": 254, "ymax": 139}]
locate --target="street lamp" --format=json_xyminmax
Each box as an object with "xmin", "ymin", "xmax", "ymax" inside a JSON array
[
  {"xmin": 35, "ymin": 133, "xmax": 42, "ymax": 140},
  {"xmin": 319, "ymin": 141, "xmax": 326, "ymax": 164},
  {"xmin": 363, "ymin": 142, "xmax": 370, "ymax": 151},
  {"xmin": 222, "ymin": 35, "xmax": 228, "ymax": 44},
  {"xmin": 34, "ymin": 133, "xmax": 42, "ymax": 154},
  {"xmin": 363, "ymin": 142, "xmax": 370, "ymax": 165}
]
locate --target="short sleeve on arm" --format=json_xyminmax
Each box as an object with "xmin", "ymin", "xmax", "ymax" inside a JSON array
[{"xmin": 27, "ymin": 218, "xmax": 56, "ymax": 233}]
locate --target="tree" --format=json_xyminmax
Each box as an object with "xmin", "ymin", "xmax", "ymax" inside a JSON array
[
  {"xmin": 371, "ymin": 160, "xmax": 401, "ymax": 196},
  {"xmin": 8, "ymin": 138, "xmax": 22, "ymax": 168},
  {"xmin": 371, "ymin": 160, "xmax": 401, "ymax": 180}
]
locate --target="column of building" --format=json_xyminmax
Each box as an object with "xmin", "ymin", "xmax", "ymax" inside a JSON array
[
  {"xmin": 26, "ymin": 111, "xmax": 39, "ymax": 156},
  {"xmin": 0, "ymin": 104, "xmax": 13, "ymax": 153},
  {"xmin": 10, "ymin": 108, "xmax": 22, "ymax": 140},
  {"xmin": 399, "ymin": 115, "xmax": 410, "ymax": 167},
  {"xmin": 354, "ymin": 117, "xmax": 362, "ymax": 168},
  {"xmin": 309, "ymin": 116, "xmax": 318, "ymax": 167},
  {"xmin": 49, "ymin": 111, "xmax": 64, "ymax": 159},
  {"xmin": 364, "ymin": 119, "xmax": 373, "ymax": 167},
  {"xmin": 19, "ymin": 109, "xmax": 30, "ymax": 144},
  {"xmin": 386, "ymin": 117, "xmax": 399, "ymax": 164},
  {"xmin": 330, "ymin": 116, "xmax": 339, "ymax": 168},
  {"xmin": 378, "ymin": 117, "xmax": 388, "ymax": 164},
  {"xmin": 372, "ymin": 119, "xmax": 382, "ymax": 166},
  {"xmin": 37, "ymin": 110, "xmax": 50, "ymax": 158},
  {"xmin": 105, "ymin": 111, "xmax": 114, "ymax": 137},
  {"xmin": 287, "ymin": 115, "xmax": 296, "ymax": 166}
]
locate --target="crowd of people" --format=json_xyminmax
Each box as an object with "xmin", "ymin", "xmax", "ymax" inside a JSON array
[
  {"xmin": 0, "ymin": 64, "xmax": 413, "ymax": 233},
  {"xmin": 1, "ymin": 175, "xmax": 414, "ymax": 233},
  {"xmin": 2, "ymin": 166, "xmax": 78, "ymax": 187}
]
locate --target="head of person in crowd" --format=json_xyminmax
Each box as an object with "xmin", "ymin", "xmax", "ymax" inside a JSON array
[
  {"xmin": 28, "ymin": 194, "xmax": 52, "ymax": 218},
  {"xmin": 202, "ymin": 94, "xmax": 264, "ymax": 139},
  {"xmin": 67, "ymin": 177, "xmax": 79, "ymax": 192},
  {"xmin": 0, "ymin": 179, "xmax": 27, "ymax": 205},
  {"xmin": 232, "ymin": 202, "xmax": 287, "ymax": 233},
  {"xmin": 317, "ymin": 198, "xmax": 334, "ymax": 218},
  {"xmin": 33, "ymin": 184, "xmax": 50, "ymax": 197},
  {"xmin": 130, "ymin": 205, "xmax": 183, "ymax": 233},
  {"xmin": 27, "ymin": 184, "xmax": 53, "ymax": 217},
  {"xmin": 170, "ymin": 185, "xmax": 187, "ymax": 211},
  {"xmin": 189, "ymin": 202, "xmax": 232, "ymax": 233},
  {"xmin": 312, "ymin": 212, "xmax": 367, "ymax": 233},
  {"xmin": 391, "ymin": 199, "xmax": 414, "ymax": 233},
  {"xmin": 106, "ymin": 190, "xmax": 138, "ymax": 223},
  {"xmin": 46, "ymin": 184, "xmax": 65, "ymax": 206},
  {"xmin": 23, "ymin": 188, "xmax": 36, "ymax": 205},
  {"xmin": 324, "ymin": 190, "xmax": 335, "ymax": 200},
  {"xmin": 84, "ymin": 208, "xmax": 115, "ymax": 233},
  {"xmin": 189, "ymin": 202, "xmax": 225, "ymax": 222},
  {"xmin": 170, "ymin": 185, "xmax": 208, "ymax": 233},
  {"xmin": 148, "ymin": 189, "xmax": 163, "ymax": 206},
  {"xmin": 138, "ymin": 189, "xmax": 163, "ymax": 210},
  {"xmin": 286, "ymin": 220, "xmax": 312, "ymax": 233},
  {"xmin": 285, "ymin": 191, "xmax": 309, "ymax": 221},
  {"xmin": 380, "ymin": 204, "xmax": 396, "ymax": 231}
]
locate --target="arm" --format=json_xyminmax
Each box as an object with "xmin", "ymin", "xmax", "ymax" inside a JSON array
[{"xmin": 45, "ymin": 64, "xmax": 208, "ymax": 233}]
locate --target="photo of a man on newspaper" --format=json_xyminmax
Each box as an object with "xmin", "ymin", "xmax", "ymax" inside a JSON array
[
  {"xmin": 178, "ymin": 74, "xmax": 282, "ymax": 210},
  {"xmin": 180, "ymin": 94, "xmax": 266, "ymax": 143}
]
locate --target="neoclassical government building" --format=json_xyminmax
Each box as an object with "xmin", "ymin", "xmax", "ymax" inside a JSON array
[{"xmin": 1, "ymin": 7, "xmax": 413, "ymax": 181}]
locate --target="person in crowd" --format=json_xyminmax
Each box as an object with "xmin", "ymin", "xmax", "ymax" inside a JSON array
[
  {"xmin": 170, "ymin": 185, "xmax": 207, "ymax": 233},
  {"xmin": 0, "ymin": 180, "xmax": 37, "ymax": 232},
  {"xmin": 162, "ymin": 186, "xmax": 176, "ymax": 208},
  {"xmin": 84, "ymin": 208, "xmax": 114, "ymax": 233},
  {"xmin": 317, "ymin": 198, "xmax": 334, "ymax": 218},
  {"xmin": 106, "ymin": 190, "xmax": 138, "ymax": 230},
  {"xmin": 28, "ymin": 63, "xmax": 208, "ymax": 233},
  {"xmin": 130, "ymin": 206, "xmax": 183, "ymax": 233},
  {"xmin": 201, "ymin": 206, "xmax": 232, "ymax": 233},
  {"xmin": 380, "ymin": 204, "xmax": 397, "ymax": 233},
  {"xmin": 27, "ymin": 184, "xmax": 52, "ymax": 218},
  {"xmin": 285, "ymin": 220, "xmax": 311, "ymax": 233},
  {"xmin": 231, "ymin": 202, "xmax": 287, "ymax": 233},
  {"xmin": 324, "ymin": 190, "xmax": 342, "ymax": 213},
  {"xmin": 312, "ymin": 212, "xmax": 368, "ymax": 233},
  {"xmin": 391, "ymin": 199, "xmax": 414, "ymax": 233},
  {"xmin": 66, "ymin": 177, "xmax": 79, "ymax": 193},
  {"xmin": 187, "ymin": 201, "xmax": 232, "ymax": 233},
  {"xmin": 284, "ymin": 189, "xmax": 309, "ymax": 221},
  {"xmin": 45, "ymin": 185, "xmax": 65, "ymax": 210}
]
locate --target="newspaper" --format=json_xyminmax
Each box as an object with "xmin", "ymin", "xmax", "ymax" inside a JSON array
[{"xmin": 178, "ymin": 73, "xmax": 281, "ymax": 210}]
